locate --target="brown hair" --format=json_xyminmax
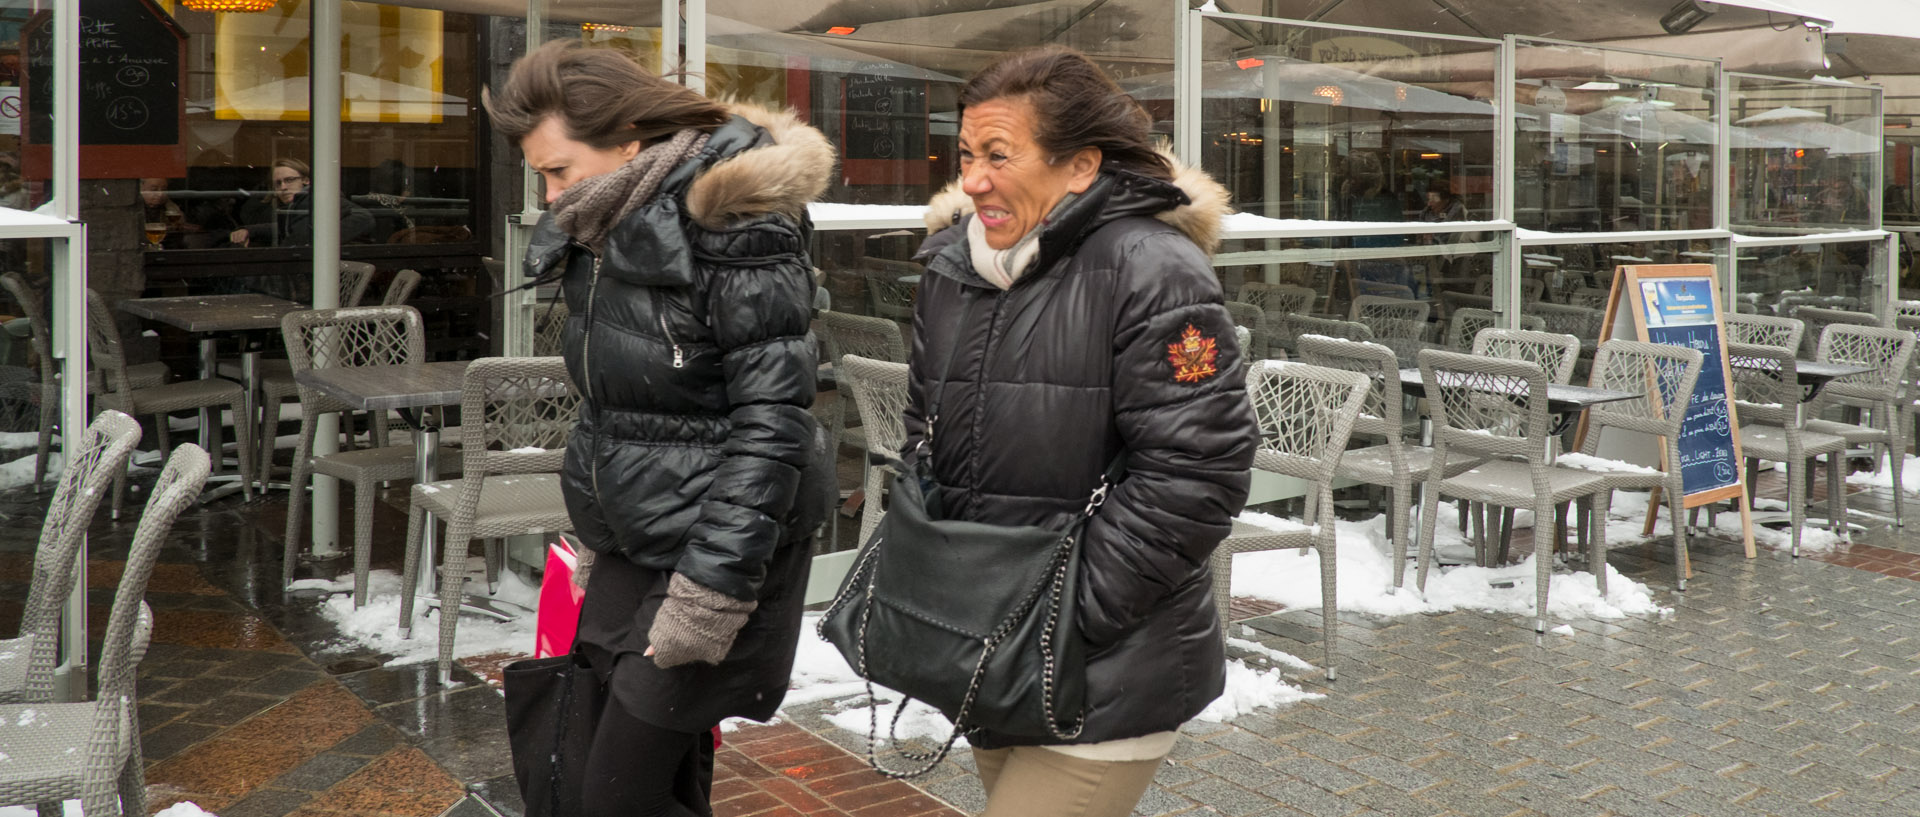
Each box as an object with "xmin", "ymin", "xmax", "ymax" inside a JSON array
[
  {"xmin": 959, "ymin": 45, "xmax": 1171, "ymax": 181},
  {"xmin": 484, "ymin": 40, "xmax": 730, "ymax": 150},
  {"xmin": 272, "ymin": 158, "xmax": 310, "ymax": 179}
]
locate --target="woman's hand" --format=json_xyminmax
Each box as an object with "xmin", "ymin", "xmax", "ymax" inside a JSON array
[
  {"xmin": 645, "ymin": 573, "xmax": 757, "ymax": 667},
  {"xmin": 229, "ymin": 228, "xmax": 250, "ymax": 246}
]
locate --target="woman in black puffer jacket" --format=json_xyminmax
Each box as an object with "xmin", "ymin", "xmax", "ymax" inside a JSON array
[
  {"xmin": 488, "ymin": 41, "xmax": 834, "ymax": 817},
  {"xmin": 902, "ymin": 45, "xmax": 1257, "ymax": 817}
]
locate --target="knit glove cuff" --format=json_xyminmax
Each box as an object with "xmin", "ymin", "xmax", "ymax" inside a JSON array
[{"xmin": 647, "ymin": 573, "xmax": 757, "ymax": 668}]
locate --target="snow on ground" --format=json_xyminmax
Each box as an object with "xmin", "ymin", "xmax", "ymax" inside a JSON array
[
  {"xmin": 299, "ymin": 568, "xmax": 543, "ymax": 666},
  {"xmin": 0, "ymin": 450, "xmax": 57, "ymax": 492},
  {"xmin": 0, "ymin": 804, "xmax": 219, "ymax": 817},
  {"xmin": 1845, "ymin": 453, "xmax": 1920, "ymax": 496}
]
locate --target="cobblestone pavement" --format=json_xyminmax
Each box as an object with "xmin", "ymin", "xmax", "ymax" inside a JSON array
[{"xmin": 6, "ymin": 447, "xmax": 1920, "ymax": 816}]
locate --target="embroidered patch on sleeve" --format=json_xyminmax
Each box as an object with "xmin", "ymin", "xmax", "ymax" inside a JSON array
[{"xmin": 1167, "ymin": 323, "xmax": 1220, "ymax": 383}]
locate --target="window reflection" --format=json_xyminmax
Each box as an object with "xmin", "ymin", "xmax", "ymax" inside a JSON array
[
  {"xmin": 1729, "ymin": 76, "xmax": 1879, "ymax": 232},
  {"xmin": 1737, "ymin": 241, "xmax": 1883, "ymax": 316}
]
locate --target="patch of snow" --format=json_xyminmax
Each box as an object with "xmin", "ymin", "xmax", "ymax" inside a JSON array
[
  {"xmin": 1844, "ymin": 453, "xmax": 1920, "ymax": 496},
  {"xmin": 1237, "ymin": 510, "xmax": 1316, "ymax": 535},
  {"xmin": 1556, "ymin": 452, "xmax": 1659, "ymax": 475},
  {"xmin": 307, "ymin": 568, "xmax": 543, "ymax": 666},
  {"xmin": 1194, "ymin": 659, "xmax": 1325, "ymax": 722},
  {"xmin": 0, "ymin": 450, "xmax": 60, "ymax": 491},
  {"xmin": 0, "ymin": 803, "xmax": 83, "ymax": 817},
  {"xmin": 1225, "ymin": 637, "xmax": 1314, "ymax": 671},
  {"xmin": 508, "ymin": 446, "xmax": 548, "ymax": 454},
  {"xmin": 1550, "ymin": 624, "xmax": 1576, "ymax": 636}
]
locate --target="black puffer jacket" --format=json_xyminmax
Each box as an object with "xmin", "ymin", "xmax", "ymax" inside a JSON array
[
  {"xmin": 529, "ymin": 103, "xmax": 836, "ymax": 603},
  {"xmin": 905, "ymin": 160, "xmax": 1257, "ymax": 747}
]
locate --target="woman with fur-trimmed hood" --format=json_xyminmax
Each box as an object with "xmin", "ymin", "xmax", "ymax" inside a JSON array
[
  {"xmin": 487, "ymin": 41, "xmax": 834, "ymax": 816},
  {"xmin": 902, "ymin": 45, "xmax": 1256, "ymax": 816}
]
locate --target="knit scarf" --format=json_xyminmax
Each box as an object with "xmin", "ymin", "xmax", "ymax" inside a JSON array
[
  {"xmin": 967, "ymin": 193, "xmax": 1078, "ymax": 290},
  {"xmin": 549, "ymin": 128, "xmax": 711, "ymax": 251}
]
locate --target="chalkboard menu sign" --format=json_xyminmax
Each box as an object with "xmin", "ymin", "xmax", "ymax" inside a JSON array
[
  {"xmin": 22, "ymin": 0, "xmax": 187, "ymax": 178},
  {"xmin": 841, "ymin": 70, "xmax": 927, "ymax": 186},
  {"xmin": 1584, "ymin": 263, "xmax": 1755, "ymax": 559}
]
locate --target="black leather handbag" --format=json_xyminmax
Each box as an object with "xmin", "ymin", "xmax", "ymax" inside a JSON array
[
  {"xmin": 818, "ymin": 453, "xmax": 1115, "ymax": 777},
  {"xmin": 502, "ymin": 651, "xmax": 605, "ymax": 817}
]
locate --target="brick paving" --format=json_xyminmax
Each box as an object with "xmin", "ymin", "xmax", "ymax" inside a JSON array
[{"xmin": 9, "ymin": 439, "xmax": 1920, "ymax": 816}]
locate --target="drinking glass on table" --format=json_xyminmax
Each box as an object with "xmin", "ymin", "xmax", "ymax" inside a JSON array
[{"xmin": 143, "ymin": 222, "xmax": 167, "ymax": 250}]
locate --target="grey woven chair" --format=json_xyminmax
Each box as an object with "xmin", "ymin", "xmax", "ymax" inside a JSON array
[
  {"xmin": 1437, "ymin": 291, "xmax": 1494, "ymax": 322},
  {"xmin": 1530, "ymin": 303, "xmax": 1604, "ymax": 346},
  {"xmin": 1724, "ymin": 312, "xmax": 1805, "ymax": 352},
  {"xmin": 0, "ymin": 442, "xmax": 207, "ymax": 817},
  {"xmin": 1223, "ymin": 300, "xmax": 1269, "ymax": 360},
  {"xmin": 87, "ymin": 289, "xmax": 253, "ymax": 519},
  {"xmin": 1212, "ymin": 360, "xmax": 1366, "ymax": 679},
  {"xmin": 1474, "ymin": 274, "xmax": 1545, "ymax": 301},
  {"xmin": 381, "ymin": 269, "xmax": 422, "ymax": 307},
  {"xmin": 1350, "ymin": 295, "xmax": 1430, "ymax": 341},
  {"xmin": 226, "ymin": 260, "xmax": 382, "ymax": 463},
  {"xmin": 1445, "ymin": 308, "xmax": 1543, "ymax": 351},
  {"xmin": 1472, "ymin": 328, "xmax": 1581, "ymax": 385},
  {"xmin": 399, "ymin": 356, "xmax": 580, "ymax": 682},
  {"xmin": 838, "ymin": 355, "xmax": 912, "ymax": 545},
  {"xmin": 532, "ymin": 299, "xmax": 570, "ymax": 358},
  {"xmin": 0, "ymin": 274, "xmax": 163, "ymax": 491},
  {"xmin": 1568, "ymin": 286, "xmax": 1613, "ymax": 311},
  {"xmin": 1896, "ymin": 314, "xmax": 1920, "ymax": 457},
  {"xmin": 1238, "ymin": 282, "xmax": 1316, "ymax": 320},
  {"xmin": 1299, "ymin": 335, "xmax": 1467, "ymax": 589},
  {"xmin": 1790, "ymin": 306, "xmax": 1878, "ymax": 359},
  {"xmin": 1573, "ymin": 340, "xmax": 1703, "ymax": 592},
  {"xmin": 1894, "ymin": 299, "xmax": 1920, "ymax": 321},
  {"xmin": 1808, "ymin": 324, "xmax": 1915, "ymax": 529},
  {"xmin": 281, "ymin": 306, "xmax": 450, "ymax": 599},
  {"xmin": 1413, "ymin": 350, "xmax": 1611, "ymax": 633},
  {"xmin": 817, "ymin": 310, "xmax": 907, "ymax": 543},
  {"xmin": 1727, "ymin": 342, "xmax": 1848, "ymax": 557},
  {"xmin": 0, "ymin": 411, "xmax": 141, "ymax": 705},
  {"xmin": 1278, "ymin": 314, "xmax": 1373, "ymax": 354}
]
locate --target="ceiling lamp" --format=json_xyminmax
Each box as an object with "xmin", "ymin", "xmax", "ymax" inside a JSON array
[
  {"xmin": 581, "ymin": 22, "xmax": 631, "ymax": 33},
  {"xmin": 179, "ymin": 0, "xmax": 278, "ymax": 12},
  {"xmin": 1659, "ymin": 0, "xmax": 1716, "ymax": 35}
]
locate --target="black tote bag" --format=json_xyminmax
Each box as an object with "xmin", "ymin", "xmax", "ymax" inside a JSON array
[
  {"xmin": 503, "ymin": 651, "xmax": 606, "ymax": 817},
  {"xmin": 818, "ymin": 455, "xmax": 1117, "ymax": 778}
]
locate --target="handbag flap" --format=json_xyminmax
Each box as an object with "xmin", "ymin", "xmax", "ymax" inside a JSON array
[{"xmin": 869, "ymin": 468, "xmax": 1070, "ymax": 640}]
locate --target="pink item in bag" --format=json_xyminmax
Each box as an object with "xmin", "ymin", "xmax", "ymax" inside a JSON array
[{"xmin": 534, "ymin": 538, "xmax": 585, "ymax": 659}]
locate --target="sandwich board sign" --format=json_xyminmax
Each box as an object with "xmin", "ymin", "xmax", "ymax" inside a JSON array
[{"xmin": 1583, "ymin": 263, "xmax": 1755, "ymax": 566}]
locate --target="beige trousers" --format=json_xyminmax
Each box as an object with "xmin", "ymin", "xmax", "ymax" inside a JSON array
[{"xmin": 972, "ymin": 746, "xmax": 1166, "ymax": 817}]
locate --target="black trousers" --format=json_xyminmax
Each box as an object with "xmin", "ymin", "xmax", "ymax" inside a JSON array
[{"xmin": 580, "ymin": 695, "xmax": 715, "ymax": 817}]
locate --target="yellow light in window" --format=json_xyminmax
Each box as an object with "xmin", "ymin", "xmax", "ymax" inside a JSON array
[
  {"xmin": 182, "ymin": 0, "xmax": 277, "ymax": 12},
  {"xmin": 581, "ymin": 22, "xmax": 631, "ymax": 33},
  {"xmin": 1419, "ymin": 153, "xmax": 1442, "ymax": 159},
  {"xmin": 1312, "ymin": 85, "xmax": 1344, "ymax": 106}
]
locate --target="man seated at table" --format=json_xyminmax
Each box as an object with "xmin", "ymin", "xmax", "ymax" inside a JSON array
[{"xmin": 230, "ymin": 159, "xmax": 374, "ymax": 247}]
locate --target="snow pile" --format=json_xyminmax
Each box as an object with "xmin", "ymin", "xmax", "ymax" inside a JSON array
[
  {"xmin": 300, "ymin": 568, "xmax": 543, "ymax": 665},
  {"xmin": 1844, "ymin": 453, "xmax": 1920, "ymax": 496},
  {"xmin": 1607, "ymin": 489, "xmax": 1841, "ymax": 555},
  {"xmin": 0, "ymin": 450, "xmax": 58, "ymax": 492}
]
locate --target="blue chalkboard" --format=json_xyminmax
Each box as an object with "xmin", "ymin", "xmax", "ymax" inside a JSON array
[{"xmin": 1632, "ymin": 274, "xmax": 1743, "ymax": 501}]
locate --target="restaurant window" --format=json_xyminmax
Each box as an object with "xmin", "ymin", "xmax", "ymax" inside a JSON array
[
  {"xmin": 1513, "ymin": 238, "xmax": 1714, "ymax": 355},
  {"xmin": 1729, "ymin": 75, "xmax": 1879, "ymax": 233},
  {"xmin": 1194, "ymin": 17, "xmax": 1499, "ymax": 226},
  {"xmin": 1735, "ymin": 239, "xmax": 1886, "ymax": 317},
  {"xmin": 1512, "ymin": 40, "xmax": 1717, "ymax": 233},
  {"xmin": 140, "ymin": 0, "xmax": 481, "ymax": 253}
]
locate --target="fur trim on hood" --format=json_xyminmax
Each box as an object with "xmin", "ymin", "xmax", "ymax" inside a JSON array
[
  {"xmin": 686, "ymin": 101, "xmax": 837, "ymax": 230},
  {"xmin": 920, "ymin": 150, "xmax": 1232, "ymax": 255}
]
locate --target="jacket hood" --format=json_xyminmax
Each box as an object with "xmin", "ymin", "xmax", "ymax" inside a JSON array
[
  {"xmin": 919, "ymin": 149, "xmax": 1231, "ymax": 255},
  {"xmin": 685, "ymin": 101, "xmax": 837, "ymax": 230},
  {"xmin": 525, "ymin": 101, "xmax": 835, "ymax": 281}
]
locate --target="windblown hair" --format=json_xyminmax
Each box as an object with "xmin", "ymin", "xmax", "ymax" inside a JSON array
[
  {"xmin": 272, "ymin": 158, "xmax": 310, "ymax": 179},
  {"xmin": 484, "ymin": 40, "xmax": 730, "ymax": 149},
  {"xmin": 959, "ymin": 45, "xmax": 1171, "ymax": 182}
]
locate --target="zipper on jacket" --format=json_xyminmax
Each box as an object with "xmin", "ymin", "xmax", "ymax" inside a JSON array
[
  {"xmin": 964, "ymin": 292, "xmax": 1009, "ymax": 495},
  {"xmin": 659, "ymin": 312, "xmax": 685, "ymax": 369},
  {"xmin": 580, "ymin": 248, "xmax": 604, "ymax": 504}
]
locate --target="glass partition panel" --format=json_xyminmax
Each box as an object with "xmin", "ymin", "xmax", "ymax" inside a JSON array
[
  {"xmin": 0, "ymin": 240, "xmax": 66, "ymax": 489},
  {"xmin": 1194, "ymin": 18, "xmax": 1498, "ymax": 224},
  {"xmin": 1730, "ymin": 76, "xmax": 1879, "ymax": 232},
  {"xmin": 1889, "ymin": 133, "xmax": 1920, "ymax": 232},
  {"xmin": 1734, "ymin": 240, "xmax": 1886, "ymax": 318},
  {"xmin": 1513, "ymin": 41, "xmax": 1717, "ymax": 233},
  {"xmin": 703, "ymin": 0, "xmax": 1177, "ymax": 211},
  {"xmin": 1515, "ymin": 238, "xmax": 1710, "ymax": 355},
  {"xmin": 1213, "ymin": 236, "xmax": 1504, "ymax": 361}
]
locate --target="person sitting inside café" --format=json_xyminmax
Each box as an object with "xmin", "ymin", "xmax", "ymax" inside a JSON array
[{"xmin": 229, "ymin": 158, "xmax": 374, "ymax": 247}]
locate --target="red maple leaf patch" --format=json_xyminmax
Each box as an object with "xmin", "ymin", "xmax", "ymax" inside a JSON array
[{"xmin": 1167, "ymin": 323, "xmax": 1219, "ymax": 383}]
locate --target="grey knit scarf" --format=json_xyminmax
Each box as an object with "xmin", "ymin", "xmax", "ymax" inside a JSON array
[{"xmin": 549, "ymin": 127, "xmax": 710, "ymax": 250}]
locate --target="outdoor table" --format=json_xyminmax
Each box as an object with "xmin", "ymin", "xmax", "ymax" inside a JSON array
[
  {"xmin": 121, "ymin": 293, "xmax": 304, "ymax": 498},
  {"xmin": 293, "ymin": 360, "xmax": 516, "ymax": 624},
  {"xmin": 1397, "ymin": 368, "xmax": 1640, "ymax": 438},
  {"xmin": 1795, "ymin": 359, "xmax": 1875, "ymax": 402}
]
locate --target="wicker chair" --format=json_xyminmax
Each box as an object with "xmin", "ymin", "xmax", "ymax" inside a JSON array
[
  {"xmin": 1238, "ymin": 282, "xmax": 1316, "ymax": 320},
  {"xmin": 1724, "ymin": 312, "xmax": 1805, "ymax": 351},
  {"xmin": 1445, "ymin": 308, "xmax": 1543, "ymax": 351},
  {"xmin": 0, "ymin": 274, "xmax": 163, "ymax": 491},
  {"xmin": 381, "ymin": 269, "xmax": 423, "ymax": 306},
  {"xmin": 0, "ymin": 443, "xmax": 207, "ymax": 817},
  {"xmin": 1350, "ymin": 295, "xmax": 1430, "ymax": 341},
  {"xmin": 87, "ymin": 289, "xmax": 253, "ymax": 519},
  {"xmin": 1573, "ymin": 340, "xmax": 1703, "ymax": 591},
  {"xmin": 1727, "ymin": 342, "xmax": 1848, "ymax": 557},
  {"xmin": 228, "ymin": 260, "xmax": 382, "ymax": 465},
  {"xmin": 816, "ymin": 310, "xmax": 908, "ymax": 543},
  {"xmin": 532, "ymin": 299, "xmax": 570, "ymax": 358},
  {"xmin": 1224, "ymin": 300, "xmax": 1270, "ymax": 360},
  {"xmin": 1791, "ymin": 306, "xmax": 1879, "ymax": 359},
  {"xmin": 838, "ymin": 355, "xmax": 913, "ymax": 545},
  {"xmin": 280, "ymin": 306, "xmax": 451, "ymax": 599},
  {"xmin": 1472, "ymin": 328, "xmax": 1581, "ymax": 385},
  {"xmin": 1808, "ymin": 324, "xmax": 1915, "ymax": 529},
  {"xmin": 1277, "ymin": 314, "xmax": 1373, "ymax": 354},
  {"xmin": 0, "ymin": 411, "xmax": 141, "ymax": 705},
  {"xmin": 399, "ymin": 356, "xmax": 580, "ymax": 683},
  {"xmin": 1413, "ymin": 350, "xmax": 1611, "ymax": 633},
  {"xmin": 1568, "ymin": 286, "xmax": 1613, "ymax": 311},
  {"xmin": 1475, "ymin": 274, "xmax": 1546, "ymax": 302}
]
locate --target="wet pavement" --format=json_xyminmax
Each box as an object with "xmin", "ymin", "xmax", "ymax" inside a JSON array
[{"xmin": 6, "ymin": 434, "xmax": 1920, "ymax": 817}]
